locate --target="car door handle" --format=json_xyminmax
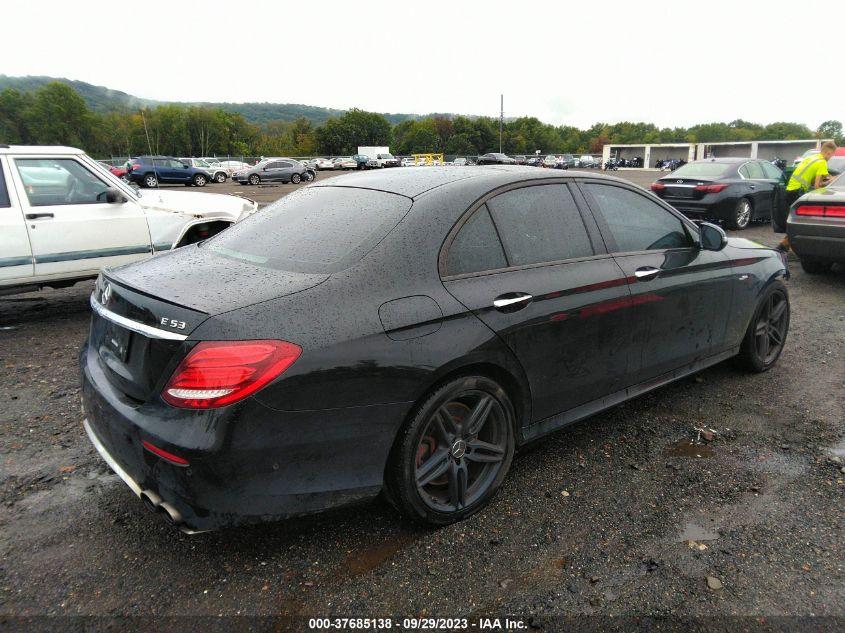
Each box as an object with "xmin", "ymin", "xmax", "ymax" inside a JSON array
[
  {"xmin": 25, "ymin": 212, "xmax": 54, "ymax": 220},
  {"xmin": 493, "ymin": 292, "xmax": 533, "ymax": 312},
  {"xmin": 634, "ymin": 267, "xmax": 660, "ymax": 281},
  {"xmin": 749, "ymin": 184, "xmax": 756, "ymax": 189}
]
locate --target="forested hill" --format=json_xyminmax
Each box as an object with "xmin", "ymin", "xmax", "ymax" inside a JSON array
[{"xmin": 0, "ymin": 75, "xmax": 438, "ymax": 125}]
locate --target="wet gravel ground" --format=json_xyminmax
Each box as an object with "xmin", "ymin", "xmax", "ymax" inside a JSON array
[{"xmin": 1, "ymin": 169, "xmax": 844, "ymax": 626}]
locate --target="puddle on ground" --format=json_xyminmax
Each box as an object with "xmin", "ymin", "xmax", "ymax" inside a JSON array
[
  {"xmin": 664, "ymin": 440, "xmax": 713, "ymax": 458},
  {"xmin": 677, "ymin": 521, "xmax": 720, "ymax": 542},
  {"xmin": 340, "ymin": 532, "xmax": 418, "ymax": 577}
]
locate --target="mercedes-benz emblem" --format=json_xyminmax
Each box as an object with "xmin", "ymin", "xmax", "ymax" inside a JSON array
[
  {"xmin": 451, "ymin": 439, "xmax": 467, "ymax": 460},
  {"xmin": 101, "ymin": 283, "xmax": 112, "ymax": 305}
]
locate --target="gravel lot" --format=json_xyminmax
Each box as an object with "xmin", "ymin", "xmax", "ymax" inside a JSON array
[{"xmin": 1, "ymin": 168, "xmax": 843, "ymax": 626}]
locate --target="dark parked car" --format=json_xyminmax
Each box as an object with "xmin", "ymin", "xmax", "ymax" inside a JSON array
[
  {"xmin": 477, "ymin": 152, "xmax": 517, "ymax": 165},
  {"xmin": 126, "ymin": 156, "xmax": 212, "ymax": 188},
  {"xmin": 235, "ymin": 158, "xmax": 309, "ymax": 185},
  {"xmin": 651, "ymin": 158, "xmax": 786, "ymax": 230},
  {"xmin": 81, "ymin": 167, "xmax": 789, "ymax": 532},
  {"xmin": 786, "ymin": 173, "xmax": 845, "ymax": 273}
]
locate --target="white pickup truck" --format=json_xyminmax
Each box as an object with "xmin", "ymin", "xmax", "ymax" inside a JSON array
[{"xmin": 0, "ymin": 145, "xmax": 257, "ymax": 295}]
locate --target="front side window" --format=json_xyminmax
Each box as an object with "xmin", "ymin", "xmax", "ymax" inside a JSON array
[
  {"xmin": 761, "ymin": 161, "xmax": 783, "ymax": 180},
  {"xmin": 15, "ymin": 158, "xmax": 112, "ymax": 207},
  {"xmin": 486, "ymin": 184, "xmax": 594, "ymax": 266},
  {"xmin": 585, "ymin": 184, "xmax": 691, "ymax": 253},
  {"xmin": 0, "ymin": 159, "xmax": 10, "ymax": 208},
  {"xmin": 445, "ymin": 205, "xmax": 507, "ymax": 276}
]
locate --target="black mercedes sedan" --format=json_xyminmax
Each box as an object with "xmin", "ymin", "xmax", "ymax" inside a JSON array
[
  {"xmin": 786, "ymin": 173, "xmax": 845, "ymax": 274},
  {"xmin": 651, "ymin": 158, "xmax": 786, "ymax": 230},
  {"xmin": 81, "ymin": 167, "xmax": 790, "ymax": 532},
  {"xmin": 477, "ymin": 152, "xmax": 517, "ymax": 165}
]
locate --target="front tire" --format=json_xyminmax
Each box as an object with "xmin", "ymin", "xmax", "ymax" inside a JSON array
[
  {"xmin": 385, "ymin": 375, "xmax": 516, "ymax": 526},
  {"xmin": 215, "ymin": 172, "xmax": 227, "ymax": 183},
  {"xmin": 248, "ymin": 174, "xmax": 260, "ymax": 185},
  {"xmin": 193, "ymin": 174, "xmax": 207, "ymax": 187},
  {"xmin": 737, "ymin": 282, "xmax": 790, "ymax": 372},
  {"xmin": 727, "ymin": 197, "xmax": 752, "ymax": 230},
  {"xmin": 290, "ymin": 173, "xmax": 301, "ymax": 184}
]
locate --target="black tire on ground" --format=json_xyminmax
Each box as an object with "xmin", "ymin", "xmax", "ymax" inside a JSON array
[
  {"xmin": 193, "ymin": 174, "xmax": 207, "ymax": 187},
  {"xmin": 799, "ymin": 257, "xmax": 832, "ymax": 274},
  {"xmin": 736, "ymin": 281, "xmax": 790, "ymax": 373},
  {"xmin": 726, "ymin": 197, "xmax": 753, "ymax": 230},
  {"xmin": 248, "ymin": 174, "xmax": 260, "ymax": 185},
  {"xmin": 143, "ymin": 174, "xmax": 158, "ymax": 188},
  {"xmin": 215, "ymin": 172, "xmax": 227, "ymax": 183},
  {"xmin": 384, "ymin": 375, "xmax": 516, "ymax": 526},
  {"xmin": 290, "ymin": 173, "xmax": 301, "ymax": 184}
]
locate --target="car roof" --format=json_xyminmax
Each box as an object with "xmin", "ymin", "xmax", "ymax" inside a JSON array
[
  {"xmin": 311, "ymin": 165, "xmax": 632, "ymax": 199},
  {"xmin": 0, "ymin": 145, "xmax": 85, "ymax": 155}
]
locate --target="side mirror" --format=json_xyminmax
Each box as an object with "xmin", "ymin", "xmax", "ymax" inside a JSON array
[
  {"xmin": 699, "ymin": 221, "xmax": 727, "ymax": 251},
  {"xmin": 103, "ymin": 188, "xmax": 126, "ymax": 204},
  {"xmin": 184, "ymin": 164, "xmax": 190, "ymax": 169}
]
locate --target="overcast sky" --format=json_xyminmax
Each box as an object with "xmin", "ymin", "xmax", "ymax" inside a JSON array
[{"xmin": 3, "ymin": 0, "xmax": 841, "ymax": 129}]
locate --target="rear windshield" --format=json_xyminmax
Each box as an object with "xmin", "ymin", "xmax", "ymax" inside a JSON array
[
  {"xmin": 203, "ymin": 186, "xmax": 411, "ymax": 273},
  {"xmin": 669, "ymin": 162, "xmax": 731, "ymax": 179}
]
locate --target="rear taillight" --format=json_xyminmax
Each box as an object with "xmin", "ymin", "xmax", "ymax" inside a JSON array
[
  {"xmin": 650, "ymin": 182, "xmax": 665, "ymax": 191},
  {"xmin": 162, "ymin": 340, "xmax": 301, "ymax": 409},
  {"xmin": 796, "ymin": 204, "xmax": 845, "ymax": 217},
  {"xmin": 694, "ymin": 183, "xmax": 728, "ymax": 193}
]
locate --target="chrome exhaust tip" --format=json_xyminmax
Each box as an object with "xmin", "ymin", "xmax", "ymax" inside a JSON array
[
  {"xmin": 158, "ymin": 502, "xmax": 183, "ymax": 526},
  {"xmin": 140, "ymin": 490, "xmax": 162, "ymax": 513}
]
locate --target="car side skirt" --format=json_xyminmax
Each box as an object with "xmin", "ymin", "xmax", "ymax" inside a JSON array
[{"xmin": 521, "ymin": 346, "xmax": 739, "ymax": 443}]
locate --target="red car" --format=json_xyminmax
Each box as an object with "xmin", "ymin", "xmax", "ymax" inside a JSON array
[{"xmin": 99, "ymin": 161, "xmax": 128, "ymax": 181}]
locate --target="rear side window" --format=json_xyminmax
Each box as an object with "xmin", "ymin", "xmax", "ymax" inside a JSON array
[
  {"xmin": 486, "ymin": 184, "xmax": 593, "ymax": 266},
  {"xmin": 761, "ymin": 162, "xmax": 783, "ymax": 179},
  {"xmin": 744, "ymin": 162, "xmax": 765, "ymax": 179},
  {"xmin": 586, "ymin": 184, "xmax": 691, "ymax": 252},
  {"xmin": 0, "ymin": 160, "xmax": 10, "ymax": 208},
  {"xmin": 205, "ymin": 186, "xmax": 411, "ymax": 274},
  {"xmin": 446, "ymin": 205, "xmax": 507, "ymax": 276}
]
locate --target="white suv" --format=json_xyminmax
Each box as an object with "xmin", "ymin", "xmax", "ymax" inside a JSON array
[
  {"xmin": 179, "ymin": 157, "xmax": 228, "ymax": 183},
  {"xmin": 0, "ymin": 145, "xmax": 257, "ymax": 295}
]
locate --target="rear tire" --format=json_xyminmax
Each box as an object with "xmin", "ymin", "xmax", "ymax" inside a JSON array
[
  {"xmin": 799, "ymin": 257, "xmax": 832, "ymax": 274},
  {"xmin": 143, "ymin": 174, "xmax": 158, "ymax": 188},
  {"xmin": 384, "ymin": 375, "xmax": 516, "ymax": 526},
  {"xmin": 736, "ymin": 281, "xmax": 789, "ymax": 372},
  {"xmin": 727, "ymin": 197, "xmax": 752, "ymax": 230}
]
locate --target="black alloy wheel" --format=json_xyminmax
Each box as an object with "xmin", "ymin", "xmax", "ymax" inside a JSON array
[
  {"xmin": 386, "ymin": 376, "xmax": 515, "ymax": 525},
  {"xmin": 738, "ymin": 282, "xmax": 789, "ymax": 372}
]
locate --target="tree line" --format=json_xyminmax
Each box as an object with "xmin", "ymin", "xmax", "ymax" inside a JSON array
[{"xmin": 1, "ymin": 82, "xmax": 842, "ymax": 159}]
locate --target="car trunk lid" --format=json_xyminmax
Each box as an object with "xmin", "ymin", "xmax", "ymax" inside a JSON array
[{"xmin": 91, "ymin": 246, "xmax": 328, "ymax": 402}]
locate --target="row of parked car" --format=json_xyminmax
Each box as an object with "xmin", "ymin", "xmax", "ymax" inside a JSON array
[{"xmin": 101, "ymin": 156, "xmax": 253, "ymax": 188}]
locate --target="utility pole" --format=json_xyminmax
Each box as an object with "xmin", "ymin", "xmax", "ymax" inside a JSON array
[{"xmin": 499, "ymin": 94, "xmax": 503, "ymax": 153}]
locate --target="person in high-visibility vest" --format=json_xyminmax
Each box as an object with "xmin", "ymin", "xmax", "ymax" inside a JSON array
[{"xmin": 777, "ymin": 141, "xmax": 837, "ymax": 252}]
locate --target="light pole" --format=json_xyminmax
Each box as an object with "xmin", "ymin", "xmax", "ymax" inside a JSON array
[{"xmin": 499, "ymin": 94, "xmax": 503, "ymax": 154}]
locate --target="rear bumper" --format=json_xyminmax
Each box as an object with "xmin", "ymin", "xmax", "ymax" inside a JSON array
[
  {"xmin": 661, "ymin": 196, "xmax": 735, "ymax": 220},
  {"xmin": 787, "ymin": 217, "xmax": 845, "ymax": 262},
  {"xmin": 80, "ymin": 343, "xmax": 408, "ymax": 531}
]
